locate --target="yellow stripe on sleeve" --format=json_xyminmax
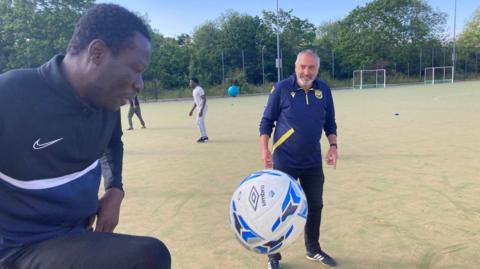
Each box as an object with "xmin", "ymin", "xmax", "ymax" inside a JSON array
[{"xmin": 272, "ymin": 128, "xmax": 295, "ymax": 152}]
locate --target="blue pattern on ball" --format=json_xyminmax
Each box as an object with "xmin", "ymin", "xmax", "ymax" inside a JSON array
[
  {"xmin": 272, "ymin": 182, "xmax": 304, "ymax": 232},
  {"xmin": 239, "ymin": 170, "xmax": 282, "ymax": 186},
  {"xmin": 285, "ymin": 225, "xmax": 294, "ymax": 239},
  {"xmin": 232, "ymin": 209, "xmax": 264, "ymax": 245},
  {"xmin": 230, "ymin": 169, "xmax": 308, "ymax": 254}
]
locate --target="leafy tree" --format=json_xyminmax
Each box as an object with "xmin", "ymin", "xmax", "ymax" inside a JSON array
[
  {"xmin": 456, "ymin": 7, "xmax": 480, "ymax": 74},
  {"xmin": 176, "ymin": 33, "xmax": 192, "ymax": 46},
  {"xmin": 333, "ymin": 0, "xmax": 446, "ymax": 77},
  {"xmin": 189, "ymin": 21, "xmax": 223, "ymax": 86},
  {"xmin": 457, "ymin": 7, "xmax": 480, "ymax": 50},
  {"xmin": 144, "ymin": 32, "xmax": 190, "ymax": 90},
  {"xmin": 314, "ymin": 21, "xmax": 343, "ymax": 79},
  {"xmin": 218, "ymin": 11, "xmax": 265, "ymax": 84},
  {"xmin": 0, "ymin": 0, "xmax": 94, "ymax": 72},
  {"xmin": 261, "ymin": 9, "xmax": 316, "ymax": 77}
]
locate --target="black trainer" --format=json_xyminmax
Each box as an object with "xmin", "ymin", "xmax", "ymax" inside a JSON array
[
  {"xmin": 267, "ymin": 258, "xmax": 281, "ymax": 269},
  {"xmin": 202, "ymin": 136, "xmax": 209, "ymax": 141},
  {"xmin": 196, "ymin": 137, "xmax": 205, "ymax": 143},
  {"xmin": 306, "ymin": 249, "xmax": 337, "ymax": 267}
]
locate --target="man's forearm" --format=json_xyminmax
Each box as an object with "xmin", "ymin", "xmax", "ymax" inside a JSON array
[
  {"xmin": 103, "ymin": 112, "xmax": 124, "ymax": 191},
  {"xmin": 260, "ymin": 134, "xmax": 270, "ymax": 151},
  {"xmin": 327, "ymin": 134, "xmax": 337, "ymax": 147}
]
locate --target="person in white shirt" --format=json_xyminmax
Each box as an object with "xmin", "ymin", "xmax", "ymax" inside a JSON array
[{"xmin": 188, "ymin": 77, "xmax": 209, "ymax": 143}]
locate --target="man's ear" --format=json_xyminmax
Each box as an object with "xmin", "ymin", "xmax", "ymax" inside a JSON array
[{"xmin": 87, "ymin": 39, "xmax": 109, "ymax": 65}]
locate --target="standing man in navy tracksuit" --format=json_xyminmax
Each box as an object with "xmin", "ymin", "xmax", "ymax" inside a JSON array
[
  {"xmin": 0, "ymin": 4, "xmax": 170, "ymax": 269},
  {"xmin": 259, "ymin": 50, "xmax": 338, "ymax": 269}
]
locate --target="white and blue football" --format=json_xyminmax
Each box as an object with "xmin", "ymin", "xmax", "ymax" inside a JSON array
[{"xmin": 229, "ymin": 169, "xmax": 308, "ymax": 254}]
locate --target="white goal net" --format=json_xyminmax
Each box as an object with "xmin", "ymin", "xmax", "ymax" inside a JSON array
[
  {"xmin": 424, "ymin": 66, "xmax": 453, "ymax": 84},
  {"xmin": 353, "ymin": 69, "xmax": 386, "ymax": 89}
]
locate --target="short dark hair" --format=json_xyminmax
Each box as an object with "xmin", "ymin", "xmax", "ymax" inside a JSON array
[
  {"xmin": 190, "ymin": 77, "xmax": 199, "ymax": 84},
  {"xmin": 67, "ymin": 4, "xmax": 151, "ymax": 56}
]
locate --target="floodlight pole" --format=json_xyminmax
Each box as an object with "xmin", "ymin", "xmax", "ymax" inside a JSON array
[
  {"xmin": 432, "ymin": 48, "xmax": 434, "ymax": 67},
  {"xmin": 221, "ymin": 51, "xmax": 225, "ymax": 90},
  {"xmin": 331, "ymin": 50, "xmax": 335, "ymax": 79},
  {"xmin": 276, "ymin": 0, "xmax": 281, "ymax": 82},
  {"xmin": 262, "ymin": 45, "xmax": 266, "ymax": 89},
  {"xmin": 452, "ymin": 0, "xmax": 457, "ymax": 81},
  {"xmin": 242, "ymin": 49, "xmax": 245, "ymax": 75}
]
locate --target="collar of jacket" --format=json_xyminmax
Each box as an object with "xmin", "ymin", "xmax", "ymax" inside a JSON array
[{"xmin": 38, "ymin": 55, "xmax": 97, "ymax": 113}]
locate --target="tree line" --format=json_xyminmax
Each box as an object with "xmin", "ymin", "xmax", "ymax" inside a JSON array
[{"xmin": 1, "ymin": 0, "xmax": 479, "ymax": 94}]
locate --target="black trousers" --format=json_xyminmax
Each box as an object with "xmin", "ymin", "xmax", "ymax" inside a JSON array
[
  {"xmin": 128, "ymin": 106, "xmax": 145, "ymax": 128},
  {"xmin": 269, "ymin": 165, "xmax": 325, "ymax": 261},
  {"xmin": 0, "ymin": 232, "xmax": 170, "ymax": 269}
]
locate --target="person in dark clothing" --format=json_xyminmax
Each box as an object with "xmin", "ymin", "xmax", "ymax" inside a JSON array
[
  {"xmin": 127, "ymin": 96, "xmax": 146, "ymax": 130},
  {"xmin": 259, "ymin": 49, "xmax": 338, "ymax": 269},
  {"xmin": 0, "ymin": 4, "xmax": 170, "ymax": 269}
]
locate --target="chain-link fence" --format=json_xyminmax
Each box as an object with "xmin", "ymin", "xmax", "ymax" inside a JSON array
[{"xmin": 140, "ymin": 45, "xmax": 480, "ymax": 101}]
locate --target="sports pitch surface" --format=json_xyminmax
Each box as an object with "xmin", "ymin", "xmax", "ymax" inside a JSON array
[{"xmin": 115, "ymin": 81, "xmax": 480, "ymax": 269}]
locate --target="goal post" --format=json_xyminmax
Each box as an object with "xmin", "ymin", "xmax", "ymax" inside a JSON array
[
  {"xmin": 353, "ymin": 69, "xmax": 386, "ymax": 89},
  {"xmin": 424, "ymin": 66, "xmax": 454, "ymax": 84}
]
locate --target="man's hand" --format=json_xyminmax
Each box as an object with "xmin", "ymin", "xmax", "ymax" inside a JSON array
[
  {"xmin": 188, "ymin": 110, "xmax": 193, "ymax": 117},
  {"xmin": 199, "ymin": 110, "xmax": 203, "ymax": 117},
  {"xmin": 89, "ymin": 187, "xmax": 124, "ymax": 232},
  {"xmin": 262, "ymin": 148, "xmax": 273, "ymax": 168},
  {"xmin": 326, "ymin": 146, "xmax": 338, "ymax": 169}
]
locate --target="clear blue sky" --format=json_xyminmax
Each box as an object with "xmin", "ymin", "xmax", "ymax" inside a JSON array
[{"xmin": 96, "ymin": 0, "xmax": 478, "ymax": 38}]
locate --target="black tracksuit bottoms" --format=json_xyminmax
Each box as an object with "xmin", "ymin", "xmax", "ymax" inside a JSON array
[
  {"xmin": 0, "ymin": 232, "xmax": 171, "ymax": 269},
  {"xmin": 268, "ymin": 165, "xmax": 325, "ymax": 261}
]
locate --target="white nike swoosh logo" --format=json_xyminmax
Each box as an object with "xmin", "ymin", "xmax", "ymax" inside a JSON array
[{"xmin": 33, "ymin": 138, "xmax": 64, "ymax": 150}]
